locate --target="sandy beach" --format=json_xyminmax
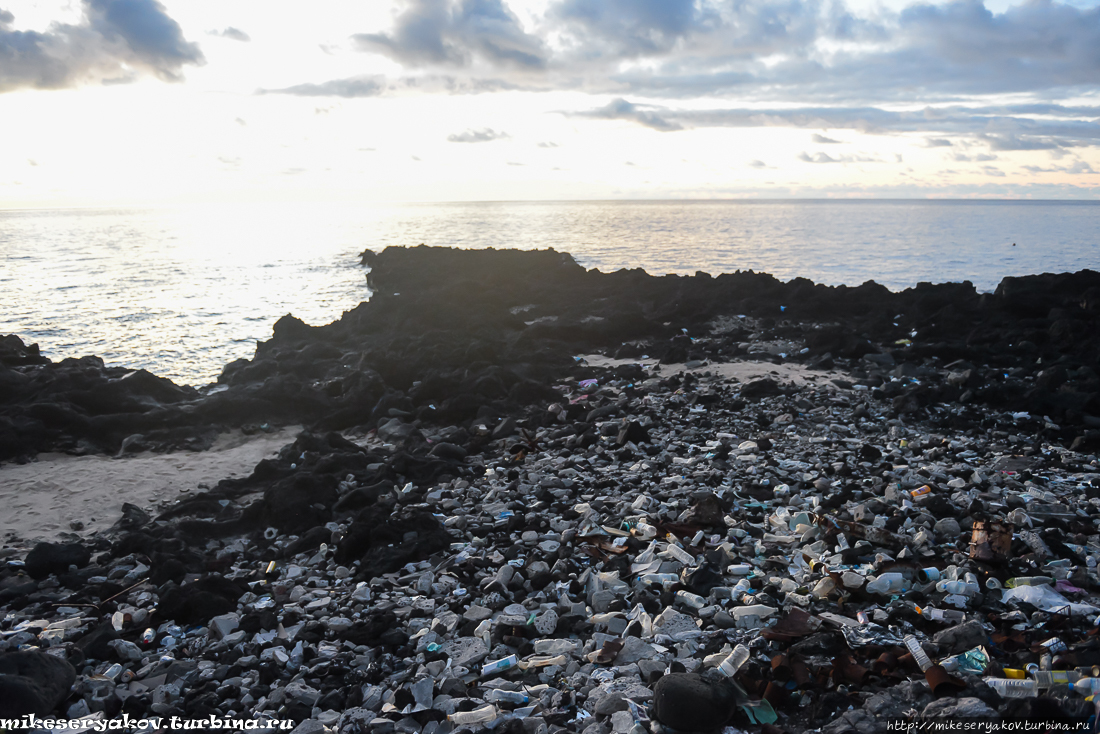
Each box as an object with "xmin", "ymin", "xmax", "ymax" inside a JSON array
[{"xmin": 0, "ymin": 427, "xmax": 299, "ymax": 547}]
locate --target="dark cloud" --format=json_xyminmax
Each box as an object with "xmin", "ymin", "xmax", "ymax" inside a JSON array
[
  {"xmin": 571, "ymin": 99, "xmax": 1100, "ymax": 151},
  {"xmin": 748, "ymin": 159, "xmax": 767, "ymax": 168},
  {"xmin": 573, "ymin": 98, "xmax": 682, "ymax": 131},
  {"xmin": 925, "ymin": 138, "xmax": 952, "ymax": 147},
  {"xmin": 952, "ymin": 152, "xmax": 998, "ymax": 162},
  {"xmin": 812, "ymin": 133, "xmax": 841, "ymax": 144},
  {"xmin": 798, "ymin": 151, "xmax": 880, "ymax": 163},
  {"xmin": 0, "ymin": 0, "xmax": 202, "ymax": 93},
  {"xmin": 447, "ymin": 127, "xmax": 509, "ymax": 142},
  {"xmin": 552, "ymin": 0, "xmax": 719, "ymax": 58},
  {"xmin": 344, "ymin": 0, "xmax": 1100, "ymax": 104},
  {"xmin": 261, "ymin": 77, "xmax": 384, "ymax": 98},
  {"xmin": 354, "ymin": 0, "xmax": 546, "ymax": 69},
  {"xmin": 211, "ymin": 27, "xmax": 250, "ymax": 42}
]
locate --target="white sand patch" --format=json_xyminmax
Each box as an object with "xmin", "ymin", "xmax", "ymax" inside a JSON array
[
  {"xmin": 0, "ymin": 427, "xmax": 300, "ymax": 546},
  {"xmin": 578, "ymin": 354, "xmax": 845, "ymax": 386}
]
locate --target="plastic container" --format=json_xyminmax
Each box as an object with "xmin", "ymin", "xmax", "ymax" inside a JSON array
[
  {"xmin": 639, "ymin": 573, "xmax": 679, "ymax": 590},
  {"xmin": 1040, "ymin": 638, "xmax": 1067, "ymax": 654},
  {"xmin": 812, "ymin": 577, "xmax": 837, "ymax": 599},
  {"xmin": 1074, "ymin": 678, "xmax": 1100, "ymax": 695},
  {"xmin": 675, "ymin": 591, "xmax": 707, "ymax": 609},
  {"xmin": 533, "ymin": 639, "xmax": 578, "ymax": 655},
  {"xmin": 716, "ymin": 645, "xmax": 750, "ymax": 677},
  {"xmin": 841, "ymin": 571, "xmax": 865, "ymax": 589},
  {"xmin": 918, "ymin": 607, "xmax": 965, "ymax": 624},
  {"xmin": 730, "ymin": 604, "xmax": 778, "ymax": 619},
  {"xmin": 904, "ymin": 636, "xmax": 933, "ymax": 672},
  {"xmin": 482, "ymin": 654, "xmax": 519, "ymax": 676},
  {"xmin": 866, "ymin": 573, "xmax": 909, "ymax": 595},
  {"xmin": 485, "ymin": 689, "xmax": 529, "ymax": 704},
  {"xmin": 983, "ymin": 678, "xmax": 1038, "ymax": 698},
  {"xmin": 665, "ymin": 543, "xmax": 696, "ymax": 565},
  {"xmin": 1031, "ymin": 670, "xmax": 1079, "ymax": 688},
  {"xmin": 449, "ymin": 705, "xmax": 499, "ymax": 725},
  {"xmin": 1005, "ymin": 577, "xmax": 1054, "ymax": 588},
  {"xmin": 936, "ymin": 579, "xmax": 980, "ymax": 596}
]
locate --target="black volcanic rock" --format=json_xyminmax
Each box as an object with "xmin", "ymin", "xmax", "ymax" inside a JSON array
[{"xmin": 0, "ymin": 651, "xmax": 76, "ymax": 716}]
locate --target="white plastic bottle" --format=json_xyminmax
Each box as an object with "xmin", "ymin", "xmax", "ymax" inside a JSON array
[
  {"xmin": 904, "ymin": 635, "xmax": 933, "ymax": 672},
  {"xmin": 665, "ymin": 543, "xmax": 696, "ymax": 565},
  {"xmin": 449, "ymin": 705, "xmax": 499, "ymax": 725},
  {"xmin": 716, "ymin": 645, "xmax": 751, "ymax": 677},
  {"xmin": 866, "ymin": 573, "xmax": 908, "ymax": 595},
  {"xmin": 936, "ymin": 579, "xmax": 980, "ymax": 596},
  {"xmin": 1074, "ymin": 678, "xmax": 1100, "ymax": 696},
  {"xmin": 675, "ymin": 590, "xmax": 707, "ymax": 609},
  {"xmin": 983, "ymin": 678, "xmax": 1038, "ymax": 698}
]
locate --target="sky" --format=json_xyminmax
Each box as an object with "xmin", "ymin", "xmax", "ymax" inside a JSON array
[{"xmin": 2, "ymin": 0, "xmax": 1099, "ymax": 206}]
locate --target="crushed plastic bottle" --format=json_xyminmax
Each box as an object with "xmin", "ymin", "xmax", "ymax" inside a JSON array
[
  {"xmin": 448, "ymin": 705, "xmax": 499, "ymax": 725},
  {"xmin": 904, "ymin": 635, "xmax": 933, "ymax": 672},
  {"xmin": 983, "ymin": 678, "xmax": 1038, "ymax": 698},
  {"xmin": 716, "ymin": 645, "xmax": 751, "ymax": 677}
]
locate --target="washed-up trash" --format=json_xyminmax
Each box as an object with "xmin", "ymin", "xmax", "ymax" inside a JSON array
[
  {"xmin": 969, "ymin": 520, "xmax": 1013, "ymax": 561},
  {"xmin": 841, "ymin": 623, "xmax": 904, "ymax": 648},
  {"xmin": 940, "ymin": 646, "xmax": 991, "ymax": 675},
  {"xmin": 925, "ymin": 664, "xmax": 967, "ymax": 694},
  {"xmin": 984, "ymin": 678, "xmax": 1038, "ymax": 698},
  {"xmin": 1002, "ymin": 584, "xmax": 1100, "ymax": 616}
]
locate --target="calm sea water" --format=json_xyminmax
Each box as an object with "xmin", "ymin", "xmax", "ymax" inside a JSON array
[{"xmin": 2, "ymin": 200, "xmax": 1097, "ymax": 386}]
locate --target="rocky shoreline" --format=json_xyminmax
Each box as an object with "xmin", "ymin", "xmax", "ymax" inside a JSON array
[{"xmin": 2, "ymin": 246, "xmax": 1100, "ymax": 733}]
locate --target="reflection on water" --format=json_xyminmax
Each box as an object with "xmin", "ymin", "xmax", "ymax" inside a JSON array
[{"xmin": 1, "ymin": 200, "xmax": 1096, "ymax": 386}]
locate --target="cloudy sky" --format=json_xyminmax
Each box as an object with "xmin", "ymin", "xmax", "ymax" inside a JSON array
[{"xmin": 2, "ymin": 0, "xmax": 1099, "ymax": 206}]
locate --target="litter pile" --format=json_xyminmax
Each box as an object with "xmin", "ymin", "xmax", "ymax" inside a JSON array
[
  {"xmin": 4, "ymin": 358, "xmax": 1100, "ymax": 733},
  {"xmin": 2, "ymin": 248, "xmax": 1100, "ymax": 733}
]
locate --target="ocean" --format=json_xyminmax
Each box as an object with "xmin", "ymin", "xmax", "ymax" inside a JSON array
[{"xmin": 2, "ymin": 199, "xmax": 1097, "ymax": 387}]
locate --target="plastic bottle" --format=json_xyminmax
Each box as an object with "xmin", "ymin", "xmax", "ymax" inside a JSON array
[
  {"xmin": 1032, "ymin": 670, "xmax": 1078, "ymax": 688},
  {"xmin": 904, "ymin": 636, "xmax": 933, "ymax": 672},
  {"xmin": 1005, "ymin": 577, "xmax": 1054, "ymax": 588},
  {"xmin": 633, "ymin": 523, "xmax": 658, "ymax": 540},
  {"xmin": 730, "ymin": 604, "xmax": 778, "ymax": 619},
  {"xmin": 482, "ymin": 655, "xmax": 519, "ymax": 676},
  {"xmin": 716, "ymin": 645, "xmax": 750, "ymax": 677},
  {"xmin": 448, "ymin": 705, "xmax": 499, "ymax": 725},
  {"xmin": 866, "ymin": 573, "xmax": 909, "ymax": 595},
  {"xmin": 936, "ymin": 579, "xmax": 980, "ymax": 596},
  {"xmin": 485, "ymin": 689, "xmax": 529, "ymax": 704},
  {"xmin": 533, "ymin": 639, "xmax": 578, "ymax": 655},
  {"xmin": 1074, "ymin": 678, "xmax": 1100, "ymax": 696},
  {"xmin": 728, "ymin": 564, "xmax": 752, "ymax": 575},
  {"xmin": 141, "ymin": 628, "xmax": 156, "ymax": 645},
  {"xmin": 918, "ymin": 607, "xmax": 966, "ymax": 624},
  {"xmin": 812, "ymin": 577, "xmax": 837, "ymax": 599},
  {"xmin": 639, "ymin": 573, "xmax": 680, "ymax": 590},
  {"xmin": 665, "ymin": 543, "xmax": 696, "ymax": 565},
  {"xmin": 675, "ymin": 591, "xmax": 707, "ymax": 609},
  {"xmin": 840, "ymin": 571, "xmax": 865, "ymax": 589},
  {"xmin": 983, "ymin": 678, "xmax": 1038, "ymax": 698}
]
